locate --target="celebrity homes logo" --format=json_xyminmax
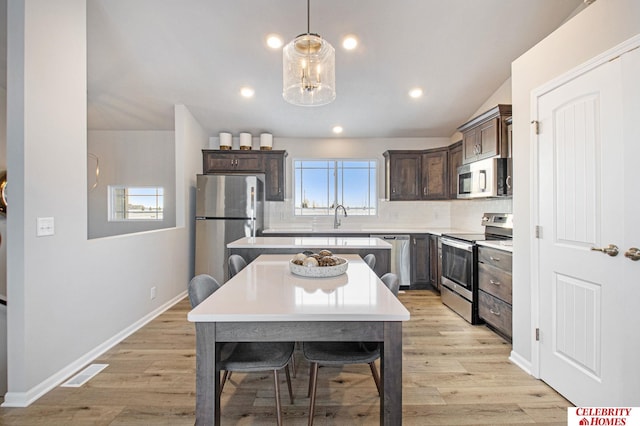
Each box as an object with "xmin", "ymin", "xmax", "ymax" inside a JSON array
[{"xmin": 568, "ymin": 407, "xmax": 640, "ymax": 425}]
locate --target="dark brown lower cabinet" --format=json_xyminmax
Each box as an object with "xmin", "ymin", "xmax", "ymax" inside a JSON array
[
  {"xmin": 428, "ymin": 234, "xmax": 441, "ymax": 291},
  {"xmin": 410, "ymin": 234, "xmax": 430, "ymax": 289},
  {"xmin": 477, "ymin": 246, "xmax": 513, "ymax": 341}
]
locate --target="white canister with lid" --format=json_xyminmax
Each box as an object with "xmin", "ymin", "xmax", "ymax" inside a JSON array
[
  {"xmin": 239, "ymin": 132, "xmax": 252, "ymax": 150},
  {"xmin": 260, "ymin": 133, "xmax": 273, "ymax": 150},
  {"xmin": 219, "ymin": 132, "xmax": 232, "ymax": 150}
]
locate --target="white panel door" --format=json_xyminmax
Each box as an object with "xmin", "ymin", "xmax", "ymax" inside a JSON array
[
  {"xmin": 620, "ymin": 43, "xmax": 640, "ymax": 402},
  {"xmin": 536, "ymin": 44, "xmax": 639, "ymax": 406}
]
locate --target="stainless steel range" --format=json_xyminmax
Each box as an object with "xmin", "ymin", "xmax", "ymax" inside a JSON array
[{"xmin": 440, "ymin": 213, "xmax": 513, "ymax": 324}]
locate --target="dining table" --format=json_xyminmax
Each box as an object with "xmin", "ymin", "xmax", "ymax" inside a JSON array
[{"xmin": 187, "ymin": 253, "xmax": 411, "ymax": 425}]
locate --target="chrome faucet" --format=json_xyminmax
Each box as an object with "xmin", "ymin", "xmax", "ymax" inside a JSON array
[{"xmin": 334, "ymin": 204, "xmax": 347, "ymax": 228}]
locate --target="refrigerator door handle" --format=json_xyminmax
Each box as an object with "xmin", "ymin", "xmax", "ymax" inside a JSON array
[{"xmin": 250, "ymin": 186, "xmax": 256, "ymax": 238}]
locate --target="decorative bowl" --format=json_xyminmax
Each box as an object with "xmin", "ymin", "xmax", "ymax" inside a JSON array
[{"xmin": 289, "ymin": 257, "xmax": 348, "ymax": 278}]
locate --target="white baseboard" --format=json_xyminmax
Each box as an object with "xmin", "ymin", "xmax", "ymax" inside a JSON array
[
  {"xmin": 1, "ymin": 291, "xmax": 187, "ymax": 408},
  {"xmin": 509, "ymin": 349, "xmax": 533, "ymax": 376}
]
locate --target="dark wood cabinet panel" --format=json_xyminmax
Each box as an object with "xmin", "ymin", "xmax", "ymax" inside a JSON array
[
  {"xmin": 410, "ymin": 234, "xmax": 430, "ymax": 288},
  {"xmin": 477, "ymin": 245, "xmax": 512, "ymax": 341},
  {"xmin": 478, "ymin": 263, "xmax": 512, "ymax": 304},
  {"xmin": 384, "ymin": 151, "xmax": 421, "ymax": 200},
  {"xmin": 202, "ymin": 150, "xmax": 288, "ymax": 201},
  {"xmin": 448, "ymin": 141, "xmax": 462, "ymax": 199},
  {"xmin": 204, "ymin": 151, "xmax": 262, "ymax": 172},
  {"xmin": 478, "ymin": 246, "xmax": 513, "ymax": 273},
  {"xmin": 262, "ymin": 152, "xmax": 287, "ymax": 201},
  {"xmin": 421, "ymin": 148, "xmax": 448, "ymax": 200},
  {"xmin": 428, "ymin": 234, "xmax": 441, "ymax": 291},
  {"xmin": 384, "ymin": 148, "xmax": 450, "ymax": 201},
  {"xmin": 478, "ymin": 290, "xmax": 512, "ymax": 339},
  {"xmin": 458, "ymin": 104, "xmax": 512, "ymax": 164}
]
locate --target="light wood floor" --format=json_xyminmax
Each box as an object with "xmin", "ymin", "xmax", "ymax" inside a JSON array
[{"xmin": 0, "ymin": 290, "xmax": 571, "ymax": 425}]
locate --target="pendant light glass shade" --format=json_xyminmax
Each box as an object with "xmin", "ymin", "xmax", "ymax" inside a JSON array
[{"xmin": 282, "ymin": 33, "xmax": 335, "ymax": 106}]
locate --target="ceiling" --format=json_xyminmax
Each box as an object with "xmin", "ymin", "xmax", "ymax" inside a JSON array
[{"xmin": 18, "ymin": 1, "xmax": 588, "ymax": 138}]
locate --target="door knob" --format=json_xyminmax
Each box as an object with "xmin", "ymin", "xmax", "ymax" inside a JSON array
[
  {"xmin": 590, "ymin": 244, "xmax": 619, "ymax": 257},
  {"xmin": 625, "ymin": 247, "xmax": 640, "ymax": 261}
]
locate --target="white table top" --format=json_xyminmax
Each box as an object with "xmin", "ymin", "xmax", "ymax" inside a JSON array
[
  {"xmin": 227, "ymin": 236, "xmax": 392, "ymax": 249},
  {"xmin": 188, "ymin": 254, "xmax": 410, "ymax": 322}
]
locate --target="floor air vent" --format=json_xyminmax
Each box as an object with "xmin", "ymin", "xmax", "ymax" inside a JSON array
[{"xmin": 60, "ymin": 363, "xmax": 109, "ymax": 387}]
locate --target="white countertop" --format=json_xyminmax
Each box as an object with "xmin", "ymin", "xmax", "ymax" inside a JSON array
[
  {"xmin": 262, "ymin": 227, "xmax": 473, "ymax": 236},
  {"xmin": 228, "ymin": 236, "xmax": 393, "ymax": 249},
  {"xmin": 188, "ymin": 254, "xmax": 410, "ymax": 322},
  {"xmin": 477, "ymin": 240, "xmax": 513, "ymax": 253}
]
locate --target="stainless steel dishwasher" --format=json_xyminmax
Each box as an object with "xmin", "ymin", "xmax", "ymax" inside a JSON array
[{"xmin": 370, "ymin": 235, "xmax": 411, "ymax": 287}]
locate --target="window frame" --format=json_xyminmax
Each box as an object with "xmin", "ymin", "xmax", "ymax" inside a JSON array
[
  {"xmin": 107, "ymin": 185, "xmax": 165, "ymax": 222},
  {"xmin": 293, "ymin": 158, "xmax": 378, "ymax": 217}
]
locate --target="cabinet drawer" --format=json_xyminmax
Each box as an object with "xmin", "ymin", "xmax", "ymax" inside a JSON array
[
  {"xmin": 478, "ymin": 290, "xmax": 512, "ymax": 339},
  {"xmin": 478, "ymin": 246, "xmax": 512, "ymax": 272},
  {"xmin": 478, "ymin": 263, "xmax": 512, "ymax": 304}
]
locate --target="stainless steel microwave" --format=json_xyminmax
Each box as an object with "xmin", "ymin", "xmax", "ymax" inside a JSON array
[{"xmin": 456, "ymin": 157, "xmax": 511, "ymax": 199}]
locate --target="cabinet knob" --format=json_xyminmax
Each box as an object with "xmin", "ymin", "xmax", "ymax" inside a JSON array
[
  {"xmin": 490, "ymin": 280, "xmax": 501, "ymax": 286},
  {"xmin": 489, "ymin": 309, "xmax": 501, "ymax": 316},
  {"xmin": 489, "ymin": 256, "xmax": 501, "ymax": 262}
]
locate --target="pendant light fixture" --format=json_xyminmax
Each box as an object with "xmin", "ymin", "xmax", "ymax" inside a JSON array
[{"xmin": 282, "ymin": 0, "xmax": 335, "ymax": 106}]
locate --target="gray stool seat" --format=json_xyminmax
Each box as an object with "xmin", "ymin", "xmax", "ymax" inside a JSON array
[
  {"xmin": 228, "ymin": 254, "xmax": 248, "ymax": 279},
  {"xmin": 220, "ymin": 342, "xmax": 294, "ymax": 372},
  {"xmin": 363, "ymin": 253, "xmax": 376, "ymax": 270},
  {"xmin": 302, "ymin": 341, "xmax": 379, "ymax": 365},
  {"xmin": 302, "ymin": 272, "xmax": 401, "ymax": 425},
  {"xmin": 380, "ymin": 272, "xmax": 400, "ymax": 296}
]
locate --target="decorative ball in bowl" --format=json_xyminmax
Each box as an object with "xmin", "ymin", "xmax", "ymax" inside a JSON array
[{"xmin": 289, "ymin": 250, "xmax": 348, "ymax": 278}]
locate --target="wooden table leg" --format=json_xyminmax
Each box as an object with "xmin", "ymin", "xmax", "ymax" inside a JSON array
[
  {"xmin": 195, "ymin": 323, "xmax": 220, "ymax": 425},
  {"xmin": 381, "ymin": 321, "xmax": 402, "ymax": 426}
]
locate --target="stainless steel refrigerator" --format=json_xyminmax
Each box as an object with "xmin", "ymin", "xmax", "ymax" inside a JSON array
[{"xmin": 194, "ymin": 174, "xmax": 264, "ymax": 284}]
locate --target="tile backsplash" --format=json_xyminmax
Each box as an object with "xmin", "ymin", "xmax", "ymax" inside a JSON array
[{"xmin": 265, "ymin": 197, "xmax": 511, "ymax": 232}]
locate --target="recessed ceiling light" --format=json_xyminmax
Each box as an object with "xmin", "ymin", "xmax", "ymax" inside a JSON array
[
  {"xmin": 332, "ymin": 125, "xmax": 343, "ymax": 134},
  {"xmin": 409, "ymin": 88, "xmax": 423, "ymax": 98},
  {"xmin": 266, "ymin": 34, "xmax": 283, "ymax": 49},
  {"xmin": 240, "ymin": 87, "xmax": 255, "ymax": 98},
  {"xmin": 342, "ymin": 36, "xmax": 358, "ymax": 50}
]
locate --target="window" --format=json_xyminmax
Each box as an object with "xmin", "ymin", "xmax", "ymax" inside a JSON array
[
  {"xmin": 108, "ymin": 186, "xmax": 164, "ymax": 221},
  {"xmin": 294, "ymin": 159, "xmax": 377, "ymax": 216}
]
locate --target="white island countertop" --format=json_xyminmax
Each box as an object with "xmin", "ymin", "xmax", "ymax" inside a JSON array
[{"xmin": 228, "ymin": 236, "xmax": 392, "ymax": 249}]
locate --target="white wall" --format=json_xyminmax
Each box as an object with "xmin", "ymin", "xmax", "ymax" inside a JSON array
[
  {"xmin": 510, "ymin": 0, "xmax": 640, "ymax": 371},
  {"xmin": 87, "ymin": 130, "xmax": 176, "ymax": 239},
  {"xmin": 4, "ymin": 0, "xmax": 203, "ymax": 406}
]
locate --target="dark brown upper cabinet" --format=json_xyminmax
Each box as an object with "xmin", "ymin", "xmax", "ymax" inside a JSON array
[
  {"xmin": 457, "ymin": 104, "xmax": 512, "ymax": 164},
  {"xmin": 202, "ymin": 150, "xmax": 287, "ymax": 201},
  {"xmin": 448, "ymin": 141, "xmax": 462, "ymax": 199},
  {"xmin": 384, "ymin": 148, "xmax": 449, "ymax": 201}
]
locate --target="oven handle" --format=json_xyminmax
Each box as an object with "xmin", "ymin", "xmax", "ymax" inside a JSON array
[{"xmin": 441, "ymin": 237, "xmax": 473, "ymax": 252}]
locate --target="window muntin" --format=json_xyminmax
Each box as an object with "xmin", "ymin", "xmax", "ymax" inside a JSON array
[
  {"xmin": 294, "ymin": 159, "xmax": 377, "ymax": 216},
  {"xmin": 108, "ymin": 186, "xmax": 164, "ymax": 221}
]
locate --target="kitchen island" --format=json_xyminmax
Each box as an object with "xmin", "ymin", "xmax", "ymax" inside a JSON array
[{"xmin": 227, "ymin": 236, "xmax": 392, "ymax": 277}]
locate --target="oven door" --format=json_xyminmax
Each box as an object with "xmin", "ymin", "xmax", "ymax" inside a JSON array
[{"xmin": 440, "ymin": 237, "xmax": 474, "ymax": 301}]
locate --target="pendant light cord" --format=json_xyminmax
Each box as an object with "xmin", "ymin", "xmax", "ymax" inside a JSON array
[{"xmin": 307, "ymin": 0, "xmax": 310, "ymax": 35}]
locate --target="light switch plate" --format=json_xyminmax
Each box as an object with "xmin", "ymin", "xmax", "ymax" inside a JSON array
[{"xmin": 37, "ymin": 217, "xmax": 55, "ymax": 236}]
